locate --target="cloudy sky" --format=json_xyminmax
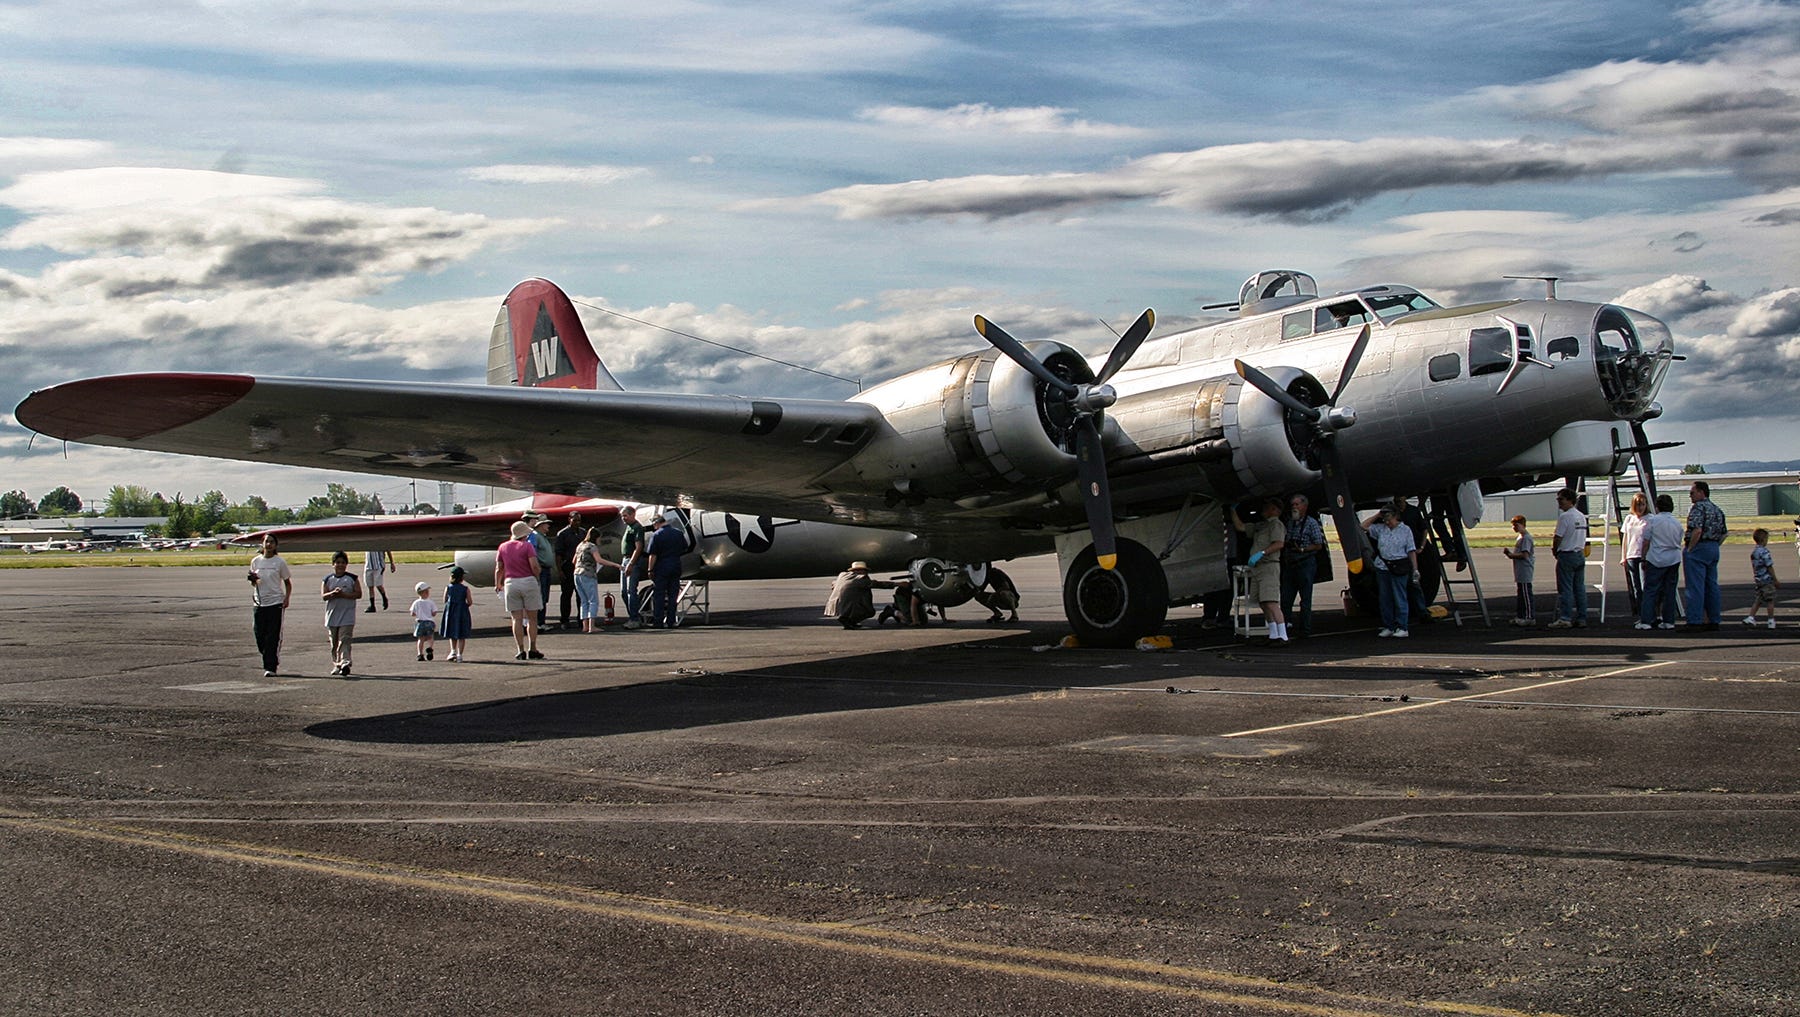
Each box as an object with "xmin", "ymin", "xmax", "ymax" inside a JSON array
[{"xmin": 3, "ymin": 0, "xmax": 1797, "ymax": 512}]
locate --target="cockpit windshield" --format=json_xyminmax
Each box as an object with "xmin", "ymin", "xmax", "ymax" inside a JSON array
[{"xmin": 1364, "ymin": 291, "xmax": 1438, "ymax": 322}]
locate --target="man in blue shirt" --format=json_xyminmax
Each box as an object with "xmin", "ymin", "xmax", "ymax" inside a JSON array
[
  {"xmin": 1683, "ymin": 480, "xmax": 1727, "ymax": 631},
  {"xmin": 644, "ymin": 513, "xmax": 688, "ymax": 628}
]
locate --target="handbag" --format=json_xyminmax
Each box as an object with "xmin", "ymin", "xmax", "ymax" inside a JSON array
[{"xmin": 1383, "ymin": 555, "xmax": 1413, "ymax": 577}]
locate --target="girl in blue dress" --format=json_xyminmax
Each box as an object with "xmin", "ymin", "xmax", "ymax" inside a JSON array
[{"xmin": 441, "ymin": 565, "xmax": 473, "ymax": 661}]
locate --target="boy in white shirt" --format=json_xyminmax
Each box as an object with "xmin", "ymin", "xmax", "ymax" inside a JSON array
[{"xmin": 410, "ymin": 581, "xmax": 438, "ymax": 661}]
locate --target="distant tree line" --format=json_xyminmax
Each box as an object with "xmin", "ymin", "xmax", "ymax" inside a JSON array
[{"xmin": 2, "ymin": 482, "xmax": 460, "ymax": 539}]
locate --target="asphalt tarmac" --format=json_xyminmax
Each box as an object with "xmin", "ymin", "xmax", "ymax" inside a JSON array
[{"xmin": 2, "ymin": 551, "xmax": 1795, "ymax": 1016}]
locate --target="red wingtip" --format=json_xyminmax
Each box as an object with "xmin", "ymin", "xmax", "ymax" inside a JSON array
[{"xmin": 16, "ymin": 374, "xmax": 254, "ymax": 441}]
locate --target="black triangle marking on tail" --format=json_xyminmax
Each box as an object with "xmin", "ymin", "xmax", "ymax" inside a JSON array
[{"xmin": 526, "ymin": 304, "xmax": 577, "ymax": 384}]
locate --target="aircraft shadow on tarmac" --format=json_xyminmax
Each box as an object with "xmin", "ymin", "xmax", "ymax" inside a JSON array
[{"xmin": 306, "ymin": 583, "xmax": 1790, "ymax": 745}]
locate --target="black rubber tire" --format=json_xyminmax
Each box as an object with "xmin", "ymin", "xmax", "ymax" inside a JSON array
[{"xmin": 1062, "ymin": 538, "xmax": 1169, "ymax": 648}]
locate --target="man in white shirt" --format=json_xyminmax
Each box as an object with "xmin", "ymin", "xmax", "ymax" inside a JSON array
[
  {"xmin": 1548, "ymin": 488, "xmax": 1588, "ymax": 629},
  {"xmin": 247, "ymin": 534, "xmax": 292, "ymax": 676}
]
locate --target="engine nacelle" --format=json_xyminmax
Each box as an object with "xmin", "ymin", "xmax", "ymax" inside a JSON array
[
  {"xmin": 844, "ymin": 342, "xmax": 1093, "ymax": 502},
  {"xmin": 1218, "ymin": 365, "xmax": 1327, "ymax": 498}
]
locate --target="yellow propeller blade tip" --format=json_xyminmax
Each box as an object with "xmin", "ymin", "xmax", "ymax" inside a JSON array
[
  {"xmin": 1098, "ymin": 554, "xmax": 1117, "ymax": 570},
  {"xmin": 1347, "ymin": 558, "xmax": 1364, "ymax": 575}
]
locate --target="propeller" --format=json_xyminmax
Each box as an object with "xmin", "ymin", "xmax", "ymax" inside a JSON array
[
  {"xmin": 973, "ymin": 309, "xmax": 1155, "ymax": 570},
  {"xmin": 1234, "ymin": 324, "xmax": 1372, "ymax": 574}
]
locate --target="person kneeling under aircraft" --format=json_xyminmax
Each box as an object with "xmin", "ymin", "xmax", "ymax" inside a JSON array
[
  {"xmin": 972, "ymin": 566, "xmax": 1020, "ymax": 624},
  {"xmin": 825, "ymin": 561, "xmax": 901, "ymax": 629}
]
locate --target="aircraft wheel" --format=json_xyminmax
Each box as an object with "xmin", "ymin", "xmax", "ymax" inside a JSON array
[{"xmin": 1062, "ymin": 538, "xmax": 1168, "ymax": 648}]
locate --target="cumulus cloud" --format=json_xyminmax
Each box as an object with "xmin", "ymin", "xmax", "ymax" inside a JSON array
[
  {"xmin": 0, "ymin": 137, "xmax": 110, "ymax": 165},
  {"xmin": 1728, "ymin": 286, "xmax": 1800, "ymax": 337},
  {"xmin": 463, "ymin": 164, "xmax": 648, "ymax": 185},
  {"xmin": 857, "ymin": 104, "xmax": 1143, "ymax": 138},
  {"xmin": 1614, "ymin": 275, "xmax": 1737, "ymax": 319}
]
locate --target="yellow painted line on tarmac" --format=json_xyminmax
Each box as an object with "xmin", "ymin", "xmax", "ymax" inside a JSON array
[
  {"xmin": 2, "ymin": 816, "xmax": 1573, "ymax": 1017},
  {"xmin": 1223, "ymin": 661, "xmax": 1674, "ymax": 739}
]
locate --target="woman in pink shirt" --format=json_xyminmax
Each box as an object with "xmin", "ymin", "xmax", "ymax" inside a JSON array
[{"xmin": 495, "ymin": 520, "xmax": 544, "ymax": 660}]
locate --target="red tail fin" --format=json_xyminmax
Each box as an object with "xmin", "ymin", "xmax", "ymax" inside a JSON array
[{"xmin": 488, "ymin": 278, "xmax": 623, "ymax": 391}]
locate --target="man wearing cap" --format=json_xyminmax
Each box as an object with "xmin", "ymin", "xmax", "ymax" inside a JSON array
[
  {"xmin": 644, "ymin": 512, "xmax": 687, "ymax": 628},
  {"xmin": 823, "ymin": 561, "xmax": 898, "ymax": 629},
  {"xmin": 527, "ymin": 515, "xmax": 556, "ymax": 629}
]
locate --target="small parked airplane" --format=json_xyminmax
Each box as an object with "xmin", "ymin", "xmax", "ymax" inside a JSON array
[{"xmin": 17, "ymin": 269, "xmax": 1677, "ymax": 644}]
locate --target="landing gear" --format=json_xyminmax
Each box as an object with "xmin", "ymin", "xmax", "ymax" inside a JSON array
[{"xmin": 1062, "ymin": 538, "xmax": 1169, "ymax": 648}]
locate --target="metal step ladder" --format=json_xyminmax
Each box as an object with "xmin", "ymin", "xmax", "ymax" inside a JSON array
[
  {"xmin": 635, "ymin": 579, "xmax": 710, "ymax": 625},
  {"xmin": 1424, "ymin": 491, "xmax": 1490, "ymax": 627}
]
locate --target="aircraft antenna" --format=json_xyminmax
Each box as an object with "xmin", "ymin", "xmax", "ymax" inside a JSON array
[
  {"xmin": 1504, "ymin": 275, "xmax": 1559, "ymax": 299},
  {"xmin": 572, "ymin": 298, "xmax": 863, "ymax": 391}
]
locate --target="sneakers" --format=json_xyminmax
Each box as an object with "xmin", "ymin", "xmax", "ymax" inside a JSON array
[
  {"xmin": 1657, "ymin": 622, "xmax": 1678, "ymax": 630},
  {"xmin": 1546, "ymin": 619, "xmax": 1573, "ymax": 629},
  {"xmin": 263, "ymin": 669, "xmax": 275, "ymax": 678},
  {"xmin": 1742, "ymin": 616, "xmax": 1759, "ymax": 626},
  {"xmin": 364, "ymin": 604, "xmax": 375, "ymax": 613},
  {"xmin": 1510, "ymin": 617, "xmax": 1534, "ymax": 627},
  {"xmin": 1770, "ymin": 620, "xmax": 1779, "ymax": 630},
  {"xmin": 526, "ymin": 649, "xmax": 545, "ymax": 660},
  {"xmin": 417, "ymin": 653, "xmax": 425, "ymax": 661},
  {"xmin": 622, "ymin": 620, "xmax": 642, "ymax": 630},
  {"xmin": 1393, "ymin": 629, "xmax": 1409, "ymax": 638},
  {"xmin": 1634, "ymin": 621, "xmax": 1653, "ymax": 630},
  {"xmin": 425, "ymin": 647, "xmax": 433, "ymax": 660},
  {"xmin": 1377, "ymin": 628, "xmax": 1394, "ymax": 638}
]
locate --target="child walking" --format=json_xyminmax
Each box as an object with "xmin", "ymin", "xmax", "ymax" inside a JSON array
[
  {"xmin": 411, "ymin": 581, "xmax": 438, "ymax": 660},
  {"xmin": 1503, "ymin": 514, "xmax": 1536, "ymax": 626},
  {"xmin": 1743, "ymin": 528, "xmax": 1781, "ymax": 629},
  {"xmin": 441, "ymin": 566, "xmax": 473, "ymax": 661},
  {"xmin": 322, "ymin": 550, "xmax": 362, "ymax": 676}
]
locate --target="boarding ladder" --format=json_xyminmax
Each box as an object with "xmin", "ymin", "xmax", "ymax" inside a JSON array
[
  {"xmin": 635, "ymin": 579, "xmax": 711, "ymax": 626},
  {"xmin": 1576, "ymin": 479, "xmax": 1613, "ymax": 623},
  {"xmin": 1423, "ymin": 492, "xmax": 1490, "ymax": 627}
]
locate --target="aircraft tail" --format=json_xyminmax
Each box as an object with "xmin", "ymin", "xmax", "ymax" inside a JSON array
[{"xmin": 487, "ymin": 278, "xmax": 623, "ymax": 391}]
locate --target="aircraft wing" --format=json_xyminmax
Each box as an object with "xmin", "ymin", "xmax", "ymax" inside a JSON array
[
  {"xmin": 17, "ymin": 374, "xmax": 886, "ymax": 520},
  {"xmin": 229, "ymin": 502, "xmax": 623, "ymax": 553}
]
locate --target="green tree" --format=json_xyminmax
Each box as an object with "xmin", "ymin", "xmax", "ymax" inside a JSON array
[
  {"xmin": 298, "ymin": 496, "xmax": 337, "ymax": 523},
  {"xmin": 1680, "ymin": 464, "xmax": 1707, "ymax": 474},
  {"xmin": 150, "ymin": 492, "xmax": 169, "ymax": 516},
  {"xmin": 324, "ymin": 483, "xmax": 383, "ymax": 516},
  {"xmin": 104, "ymin": 484, "xmax": 155, "ymax": 517},
  {"xmin": 452, "ymin": 503, "xmax": 467, "ymax": 515},
  {"xmin": 195, "ymin": 490, "xmax": 229, "ymax": 534},
  {"xmin": 163, "ymin": 494, "xmax": 195, "ymax": 539},
  {"xmin": 410, "ymin": 503, "xmax": 439, "ymax": 515},
  {"xmin": 1, "ymin": 490, "xmax": 31, "ymax": 517},
  {"xmin": 36, "ymin": 486, "xmax": 82, "ymax": 515}
]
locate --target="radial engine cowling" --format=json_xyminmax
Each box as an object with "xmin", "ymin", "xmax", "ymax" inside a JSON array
[
  {"xmin": 1217, "ymin": 364, "xmax": 1330, "ymax": 499},
  {"xmin": 849, "ymin": 341, "xmax": 1095, "ymax": 501}
]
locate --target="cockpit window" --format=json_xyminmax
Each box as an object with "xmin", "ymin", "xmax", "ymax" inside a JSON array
[
  {"xmin": 1314, "ymin": 301, "xmax": 1371, "ymax": 332},
  {"xmin": 1282, "ymin": 311, "xmax": 1311, "ymax": 341},
  {"xmin": 1365, "ymin": 292, "xmax": 1438, "ymax": 322}
]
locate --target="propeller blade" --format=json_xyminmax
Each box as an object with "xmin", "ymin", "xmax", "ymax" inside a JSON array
[
  {"xmin": 1234, "ymin": 359, "xmax": 1321, "ymax": 421},
  {"xmin": 1316, "ymin": 443, "xmax": 1369, "ymax": 575},
  {"xmin": 1094, "ymin": 308, "xmax": 1156, "ymax": 385},
  {"xmin": 1073, "ymin": 417, "xmax": 1117, "ymax": 569},
  {"xmin": 1327, "ymin": 324, "xmax": 1372, "ymax": 407},
  {"xmin": 975, "ymin": 315, "xmax": 1078, "ymax": 396}
]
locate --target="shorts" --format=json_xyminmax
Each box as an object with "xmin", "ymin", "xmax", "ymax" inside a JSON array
[
  {"xmin": 1754, "ymin": 580, "xmax": 1777, "ymax": 607},
  {"xmin": 503, "ymin": 576, "xmax": 543, "ymax": 613},
  {"xmin": 364, "ymin": 570, "xmax": 384, "ymax": 589},
  {"xmin": 412, "ymin": 620, "xmax": 436, "ymax": 638},
  {"xmin": 1248, "ymin": 565, "xmax": 1280, "ymax": 603}
]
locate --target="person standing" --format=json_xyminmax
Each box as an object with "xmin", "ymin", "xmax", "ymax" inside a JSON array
[
  {"xmin": 321, "ymin": 550, "xmax": 362, "ymax": 676},
  {"xmin": 247, "ymin": 534, "xmax": 292, "ymax": 676},
  {"xmin": 1637, "ymin": 494, "xmax": 1685, "ymax": 630},
  {"xmin": 495, "ymin": 520, "xmax": 544, "ymax": 660},
  {"xmin": 1683, "ymin": 480, "xmax": 1727, "ymax": 631},
  {"xmin": 1365, "ymin": 507, "xmax": 1417, "ymax": 638},
  {"xmin": 1621, "ymin": 493, "xmax": 1649, "ymax": 616},
  {"xmin": 618, "ymin": 505, "xmax": 647, "ymax": 630},
  {"xmin": 573, "ymin": 527, "xmax": 621, "ymax": 633},
  {"xmin": 1548, "ymin": 488, "xmax": 1589, "ymax": 629},
  {"xmin": 1280, "ymin": 494, "xmax": 1325, "ymax": 638},
  {"xmin": 528, "ymin": 516, "xmax": 556, "ymax": 630},
  {"xmin": 363, "ymin": 548, "xmax": 394, "ymax": 612},
  {"xmin": 1503, "ymin": 514, "xmax": 1536, "ymax": 626},
  {"xmin": 1742, "ymin": 528, "xmax": 1780, "ymax": 629},
  {"xmin": 644, "ymin": 513, "xmax": 686, "ymax": 628},
  {"xmin": 441, "ymin": 566, "xmax": 473, "ymax": 661},
  {"xmin": 553, "ymin": 511, "xmax": 584, "ymax": 631},
  {"xmin": 1232, "ymin": 498, "xmax": 1288, "ymax": 642}
]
